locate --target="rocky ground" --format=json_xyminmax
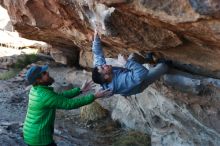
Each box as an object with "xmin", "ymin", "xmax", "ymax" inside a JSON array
[{"xmin": 0, "ymin": 74, "xmax": 28, "ymax": 145}]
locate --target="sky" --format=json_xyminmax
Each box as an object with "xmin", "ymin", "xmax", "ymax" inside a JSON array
[{"xmin": 0, "ymin": 6, "xmax": 10, "ymax": 29}]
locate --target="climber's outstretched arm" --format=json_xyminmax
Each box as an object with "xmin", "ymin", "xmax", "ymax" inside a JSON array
[{"xmin": 92, "ymin": 31, "xmax": 106, "ymax": 67}]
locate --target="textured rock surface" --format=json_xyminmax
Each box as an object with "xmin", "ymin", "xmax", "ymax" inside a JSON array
[
  {"xmin": 111, "ymin": 84, "xmax": 220, "ymax": 146},
  {"xmin": 1, "ymin": 0, "xmax": 220, "ymax": 76}
]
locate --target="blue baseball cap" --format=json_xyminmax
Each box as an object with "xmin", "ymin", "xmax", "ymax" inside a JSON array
[{"xmin": 25, "ymin": 65, "xmax": 48, "ymax": 84}]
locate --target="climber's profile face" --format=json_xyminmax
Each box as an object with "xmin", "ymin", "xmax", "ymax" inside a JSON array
[{"xmin": 98, "ymin": 64, "xmax": 113, "ymax": 82}]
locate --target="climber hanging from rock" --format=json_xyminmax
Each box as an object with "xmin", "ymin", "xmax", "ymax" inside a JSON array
[{"xmin": 91, "ymin": 29, "xmax": 172, "ymax": 96}]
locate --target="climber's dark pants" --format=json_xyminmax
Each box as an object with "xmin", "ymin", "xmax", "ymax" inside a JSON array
[{"xmin": 140, "ymin": 63, "xmax": 168, "ymax": 91}]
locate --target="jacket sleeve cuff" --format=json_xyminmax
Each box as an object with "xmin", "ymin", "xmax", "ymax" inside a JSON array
[
  {"xmin": 74, "ymin": 87, "xmax": 81, "ymax": 95},
  {"xmin": 93, "ymin": 35, "xmax": 101, "ymax": 43}
]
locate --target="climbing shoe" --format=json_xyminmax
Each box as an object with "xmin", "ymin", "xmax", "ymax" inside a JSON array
[
  {"xmin": 157, "ymin": 58, "xmax": 172, "ymax": 66},
  {"xmin": 145, "ymin": 52, "xmax": 156, "ymax": 64},
  {"xmin": 128, "ymin": 53, "xmax": 146, "ymax": 64}
]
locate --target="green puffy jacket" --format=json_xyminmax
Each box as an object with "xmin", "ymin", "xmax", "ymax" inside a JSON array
[{"xmin": 23, "ymin": 85, "xmax": 95, "ymax": 145}]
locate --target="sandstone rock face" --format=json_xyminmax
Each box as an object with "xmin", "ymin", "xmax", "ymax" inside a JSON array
[
  {"xmin": 111, "ymin": 84, "xmax": 220, "ymax": 146},
  {"xmin": 1, "ymin": 0, "xmax": 220, "ymax": 76}
]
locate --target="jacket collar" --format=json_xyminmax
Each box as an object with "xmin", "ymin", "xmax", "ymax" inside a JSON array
[{"xmin": 33, "ymin": 85, "xmax": 53, "ymax": 91}]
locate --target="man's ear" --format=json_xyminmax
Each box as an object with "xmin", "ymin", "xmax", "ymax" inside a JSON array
[
  {"xmin": 36, "ymin": 77, "xmax": 42, "ymax": 83},
  {"xmin": 103, "ymin": 74, "xmax": 109, "ymax": 80}
]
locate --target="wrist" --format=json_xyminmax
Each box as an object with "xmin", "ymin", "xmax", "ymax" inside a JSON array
[{"xmin": 94, "ymin": 93, "xmax": 100, "ymax": 99}]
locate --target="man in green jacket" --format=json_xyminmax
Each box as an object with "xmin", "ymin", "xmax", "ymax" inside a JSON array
[{"xmin": 23, "ymin": 65, "xmax": 111, "ymax": 146}]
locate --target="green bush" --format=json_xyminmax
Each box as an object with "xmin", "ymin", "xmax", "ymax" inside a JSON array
[
  {"xmin": 0, "ymin": 54, "xmax": 38, "ymax": 80},
  {"xmin": 13, "ymin": 54, "xmax": 38, "ymax": 69},
  {"xmin": 0, "ymin": 69, "xmax": 20, "ymax": 80},
  {"xmin": 112, "ymin": 131, "xmax": 151, "ymax": 146}
]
